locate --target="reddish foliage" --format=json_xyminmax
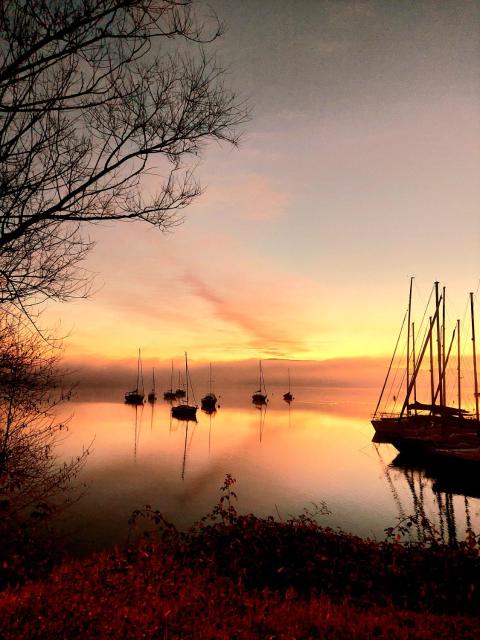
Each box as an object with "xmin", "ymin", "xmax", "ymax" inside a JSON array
[
  {"xmin": 1, "ymin": 544, "xmax": 479, "ymax": 639},
  {"xmin": 1, "ymin": 475, "xmax": 480, "ymax": 638}
]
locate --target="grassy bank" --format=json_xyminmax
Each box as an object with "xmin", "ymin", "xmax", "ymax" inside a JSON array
[{"xmin": 1, "ymin": 477, "xmax": 480, "ymax": 639}]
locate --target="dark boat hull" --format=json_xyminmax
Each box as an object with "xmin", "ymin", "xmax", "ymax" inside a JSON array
[
  {"xmin": 373, "ymin": 415, "xmax": 480, "ymax": 462},
  {"xmin": 252, "ymin": 393, "xmax": 267, "ymax": 405},
  {"xmin": 125, "ymin": 392, "xmax": 144, "ymax": 405},
  {"xmin": 172, "ymin": 404, "xmax": 197, "ymax": 421},
  {"xmin": 201, "ymin": 393, "xmax": 217, "ymax": 411}
]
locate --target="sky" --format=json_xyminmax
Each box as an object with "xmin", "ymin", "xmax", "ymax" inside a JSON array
[{"xmin": 44, "ymin": 0, "xmax": 479, "ymax": 375}]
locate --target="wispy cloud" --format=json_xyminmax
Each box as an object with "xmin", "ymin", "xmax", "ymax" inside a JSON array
[{"xmin": 182, "ymin": 270, "xmax": 310, "ymax": 356}]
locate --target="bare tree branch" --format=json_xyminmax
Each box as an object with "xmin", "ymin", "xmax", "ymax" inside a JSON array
[{"xmin": 0, "ymin": 1, "xmax": 248, "ymax": 310}]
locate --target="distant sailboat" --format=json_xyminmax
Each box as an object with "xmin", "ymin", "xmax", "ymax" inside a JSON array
[
  {"xmin": 125, "ymin": 349, "xmax": 145, "ymax": 405},
  {"xmin": 252, "ymin": 360, "xmax": 268, "ymax": 405},
  {"xmin": 175, "ymin": 370, "xmax": 186, "ymax": 398},
  {"xmin": 147, "ymin": 368, "xmax": 157, "ymax": 403},
  {"xmin": 283, "ymin": 368, "xmax": 294, "ymax": 402},
  {"xmin": 172, "ymin": 353, "xmax": 197, "ymax": 421},
  {"xmin": 201, "ymin": 363, "xmax": 218, "ymax": 413},
  {"xmin": 163, "ymin": 361, "xmax": 176, "ymax": 401}
]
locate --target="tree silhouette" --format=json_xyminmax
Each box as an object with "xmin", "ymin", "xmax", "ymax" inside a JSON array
[{"xmin": 0, "ymin": 0, "xmax": 247, "ymax": 311}]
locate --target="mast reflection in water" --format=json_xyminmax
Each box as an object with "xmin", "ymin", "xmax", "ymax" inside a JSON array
[
  {"xmin": 376, "ymin": 445, "xmax": 479, "ymax": 545},
  {"xmin": 53, "ymin": 385, "xmax": 480, "ymax": 555}
]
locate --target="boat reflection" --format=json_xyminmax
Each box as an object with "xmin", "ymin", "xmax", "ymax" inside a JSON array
[
  {"xmin": 130, "ymin": 404, "xmax": 144, "ymax": 461},
  {"xmin": 376, "ymin": 444, "xmax": 477, "ymax": 545},
  {"xmin": 255, "ymin": 403, "xmax": 267, "ymax": 443},
  {"xmin": 201, "ymin": 407, "xmax": 217, "ymax": 454},
  {"xmin": 391, "ymin": 450, "xmax": 480, "ymax": 500},
  {"xmin": 181, "ymin": 420, "xmax": 198, "ymax": 481}
]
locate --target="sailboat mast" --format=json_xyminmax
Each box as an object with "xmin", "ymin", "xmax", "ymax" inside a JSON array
[
  {"xmin": 209, "ymin": 363, "xmax": 212, "ymax": 395},
  {"xmin": 429, "ymin": 316, "xmax": 435, "ymax": 405},
  {"xmin": 442, "ymin": 286, "xmax": 446, "ymax": 405},
  {"xmin": 435, "ymin": 282, "xmax": 444, "ymax": 407},
  {"xmin": 457, "ymin": 319, "xmax": 461, "ymax": 413},
  {"xmin": 434, "ymin": 325, "xmax": 456, "ymax": 405},
  {"xmin": 470, "ymin": 292, "xmax": 479, "ymax": 420},
  {"xmin": 136, "ymin": 349, "xmax": 141, "ymax": 391},
  {"xmin": 288, "ymin": 368, "xmax": 291, "ymax": 393},
  {"xmin": 406, "ymin": 277, "xmax": 413, "ymax": 415},
  {"xmin": 185, "ymin": 352, "xmax": 189, "ymax": 404},
  {"xmin": 412, "ymin": 322, "xmax": 417, "ymax": 409},
  {"xmin": 399, "ymin": 294, "xmax": 442, "ymax": 419},
  {"xmin": 152, "ymin": 367, "xmax": 156, "ymax": 391},
  {"xmin": 259, "ymin": 361, "xmax": 262, "ymax": 392},
  {"xmin": 139, "ymin": 350, "xmax": 144, "ymax": 394},
  {"xmin": 170, "ymin": 360, "xmax": 173, "ymax": 391},
  {"xmin": 373, "ymin": 309, "xmax": 407, "ymax": 418}
]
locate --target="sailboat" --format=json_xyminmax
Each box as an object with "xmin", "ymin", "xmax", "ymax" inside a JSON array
[
  {"xmin": 252, "ymin": 360, "xmax": 268, "ymax": 405},
  {"xmin": 175, "ymin": 371, "xmax": 186, "ymax": 398},
  {"xmin": 125, "ymin": 349, "xmax": 145, "ymax": 405},
  {"xmin": 283, "ymin": 368, "xmax": 294, "ymax": 402},
  {"xmin": 371, "ymin": 280, "xmax": 480, "ymax": 448},
  {"xmin": 172, "ymin": 353, "xmax": 197, "ymax": 421},
  {"xmin": 147, "ymin": 368, "xmax": 157, "ymax": 403},
  {"xmin": 201, "ymin": 363, "xmax": 218, "ymax": 413},
  {"xmin": 163, "ymin": 361, "xmax": 176, "ymax": 401}
]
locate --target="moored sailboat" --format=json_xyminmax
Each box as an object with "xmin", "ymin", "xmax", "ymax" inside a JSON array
[
  {"xmin": 163, "ymin": 361, "xmax": 176, "ymax": 401},
  {"xmin": 252, "ymin": 360, "xmax": 268, "ymax": 405},
  {"xmin": 201, "ymin": 363, "xmax": 218, "ymax": 412},
  {"xmin": 175, "ymin": 371, "xmax": 186, "ymax": 398},
  {"xmin": 371, "ymin": 281, "xmax": 480, "ymax": 451},
  {"xmin": 147, "ymin": 367, "xmax": 157, "ymax": 403},
  {"xmin": 172, "ymin": 353, "xmax": 197, "ymax": 421},
  {"xmin": 125, "ymin": 349, "xmax": 145, "ymax": 405},
  {"xmin": 283, "ymin": 368, "xmax": 294, "ymax": 402}
]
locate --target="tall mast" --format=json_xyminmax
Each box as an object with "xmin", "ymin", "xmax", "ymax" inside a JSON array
[
  {"xmin": 457, "ymin": 319, "xmax": 461, "ymax": 413},
  {"xmin": 406, "ymin": 277, "xmax": 413, "ymax": 415},
  {"xmin": 152, "ymin": 367, "xmax": 155, "ymax": 392},
  {"xmin": 288, "ymin": 368, "xmax": 291, "ymax": 393},
  {"xmin": 139, "ymin": 349, "xmax": 144, "ymax": 395},
  {"xmin": 470, "ymin": 293, "xmax": 479, "ymax": 420},
  {"xmin": 399, "ymin": 293, "xmax": 442, "ymax": 419},
  {"xmin": 185, "ymin": 352, "xmax": 189, "ymax": 404},
  {"xmin": 136, "ymin": 348, "xmax": 141, "ymax": 391},
  {"xmin": 209, "ymin": 363, "xmax": 212, "ymax": 395},
  {"xmin": 373, "ymin": 309, "xmax": 407, "ymax": 418},
  {"xmin": 429, "ymin": 316, "xmax": 435, "ymax": 405},
  {"xmin": 170, "ymin": 360, "xmax": 173, "ymax": 391},
  {"xmin": 442, "ymin": 286, "xmax": 446, "ymax": 405},
  {"xmin": 435, "ymin": 282, "xmax": 444, "ymax": 407},
  {"xmin": 412, "ymin": 322, "xmax": 417, "ymax": 410},
  {"xmin": 259, "ymin": 361, "xmax": 262, "ymax": 392},
  {"xmin": 434, "ymin": 325, "xmax": 456, "ymax": 406}
]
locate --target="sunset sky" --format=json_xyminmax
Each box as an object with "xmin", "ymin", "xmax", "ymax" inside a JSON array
[{"xmin": 45, "ymin": 0, "xmax": 479, "ymax": 369}]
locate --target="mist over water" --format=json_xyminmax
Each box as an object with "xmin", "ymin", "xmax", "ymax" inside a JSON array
[{"xmin": 56, "ymin": 384, "xmax": 480, "ymax": 555}]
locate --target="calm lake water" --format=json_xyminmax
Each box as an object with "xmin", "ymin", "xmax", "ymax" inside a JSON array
[{"xmin": 56, "ymin": 385, "xmax": 480, "ymax": 554}]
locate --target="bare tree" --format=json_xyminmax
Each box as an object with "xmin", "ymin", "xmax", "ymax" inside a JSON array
[
  {"xmin": 0, "ymin": 0, "xmax": 247, "ymax": 311},
  {"xmin": 0, "ymin": 312, "xmax": 88, "ymax": 584}
]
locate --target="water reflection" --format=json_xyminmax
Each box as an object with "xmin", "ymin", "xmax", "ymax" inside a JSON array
[
  {"xmin": 256, "ymin": 403, "xmax": 267, "ymax": 443},
  {"xmin": 54, "ymin": 385, "xmax": 480, "ymax": 554},
  {"xmin": 375, "ymin": 444, "xmax": 479, "ymax": 544}
]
